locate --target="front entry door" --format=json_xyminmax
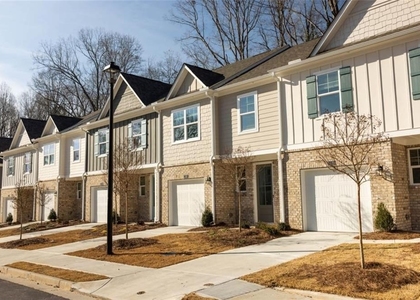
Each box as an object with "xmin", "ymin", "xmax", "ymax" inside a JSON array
[{"xmin": 257, "ymin": 164, "xmax": 274, "ymax": 222}]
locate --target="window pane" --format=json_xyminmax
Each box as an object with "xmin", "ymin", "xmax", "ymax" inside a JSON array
[
  {"xmin": 410, "ymin": 149, "xmax": 420, "ymax": 166},
  {"xmin": 140, "ymin": 176, "xmax": 145, "ymax": 185},
  {"xmin": 187, "ymin": 123, "xmax": 198, "ymax": 139},
  {"xmin": 413, "ymin": 168, "xmax": 420, "ymax": 184},
  {"xmin": 318, "ymin": 71, "xmax": 339, "ymax": 94},
  {"xmin": 73, "ymin": 139, "xmax": 79, "ymax": 149},
  {"xmin": 99, "ymin": 132, "xmax": 107, "ymax": 143},
  {"xmin": 173, "ymin": 111, "xmax": 184, "ymax": 126},
  {"xmin": 132, "ymin": 122, "xmax": 141, "ymax": 135},
  {"xmin": 241, "ymin": 114, "xmax": 255, "ymax": 131},
  {"xmin": 141, "ymin": 187, "xmax": 146, "ymax": 196},
  {"xmin": 186, "ymin": 107, "xmax": 198, "ymax": 123},
  {"xmin": 174, "ymin": 127, "xmax": 184, "ymax": 141},
  {"xmin": 319, "ymin": 93, "xmax": 340, "ymax": 114},
  {"xmin": 100, "ymin": 144, "xmax": 107, "ymax": 154},
  {"xmin": 73, "ymin": 150, "xmax": 79, "ymax": 161},
  {"xmin": 50, "ymin": 155, "xmax": 54, "ymax": 165},
  {"xmin": 240, "ymin": 96, "xmax": 254, "ymax": 113}
]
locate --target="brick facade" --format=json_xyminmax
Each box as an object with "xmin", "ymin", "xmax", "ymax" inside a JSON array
[{"xmin": 0, "ymin": 187, "xmax": 34, "ymax": 223}]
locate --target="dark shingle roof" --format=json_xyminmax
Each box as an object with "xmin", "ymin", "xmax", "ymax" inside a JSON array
[
  {"xmin": 61, "ymin": 110, "xmax": 102, "ymax": 133},
  {"xmin": 50, "ymin": 115, "xmax": 83, "ymax": 132},
  {"xmin": 21, "ymin": 118, "xmax": 47, "ymax": 141},
  {"xmin": 121, "ymin": 73, "xmax": 172, "ymax": 105},
  {"xmin": 184, "ymin": 64, "xmax": 225, "ymax": 86},
  {"xmin": 0, "ymin": 137, "xmax": 12, "ymax": 152}
]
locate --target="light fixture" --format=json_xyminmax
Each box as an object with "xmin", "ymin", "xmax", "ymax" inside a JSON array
[{"xmin": 103, "ymin": 61, "xmax": 120, "ymax": 255}]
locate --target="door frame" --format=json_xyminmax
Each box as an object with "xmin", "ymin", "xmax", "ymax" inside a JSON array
[{"xmin": 253, "ymin": 162, "xmax": 274, "ymax": 223}]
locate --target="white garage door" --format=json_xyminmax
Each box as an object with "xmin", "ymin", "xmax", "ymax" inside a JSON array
[
  {"xmin": 43, "ymin": 192, "xmax": 56, "ymax": 221},
  {"xmin": 4, "ymin": 199, "xmax": 14, "ymax": 222},
  {"xmin": 171, "ymin": 180, "xmax": 205, "ymax": 226},
  {"xmin": 92, "ymin": 188, "xmax": 108, "ymax": 223},
  {"xmin": 303, "ymin": 169, "xmax": 373, "ymax": 232}
]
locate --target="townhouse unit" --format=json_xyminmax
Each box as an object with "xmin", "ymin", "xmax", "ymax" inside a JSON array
[{"xmin": 2, "ymin": 0, "xmax": 420, "ymax": 234}]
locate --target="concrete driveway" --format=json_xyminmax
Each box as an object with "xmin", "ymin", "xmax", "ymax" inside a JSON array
[{"xmin": 0, "ymin": 226, "xmax": 357, "ymax": 300}]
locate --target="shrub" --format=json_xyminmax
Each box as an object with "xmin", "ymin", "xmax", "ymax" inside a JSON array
[
  {"xmin": 48, "ymin": 209, "xmax": 57, "ymax": 221},
  {"xmin": 6, "ymin": 213, "xmax": 13, "ymax": 224},
  {"xmin": 374, "ymin": 202, "xmax": 394, "ymax": 232},
  {"xmin": 256, "ymin": 222, "xmax": 279, "ymax": 236},
  {"xmin": 201, "ymin": 208, "xmax": 213, "ymax": 227},
  {"xmin": 277, "ymin": 222, "xmax": 291, "ymax": 231}
]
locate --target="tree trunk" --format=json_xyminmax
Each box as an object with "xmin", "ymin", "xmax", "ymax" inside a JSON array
[
  {"xmin": 125, "ymin": 192, "xmax": 128, "ymax": 240},
  {"xmin": 357, "ymin": 184, "xmax": 365, "ymax": 269},
  {"xmin": 20, "ymin": 211, "xmax": 23, "ymax": 240}
]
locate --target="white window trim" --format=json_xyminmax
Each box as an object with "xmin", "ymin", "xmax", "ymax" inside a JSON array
[
  {"xmin": 139, "ymin": 175, "xmax": 146, "ymax": 196},
  {"xmin": 408, "ymin": 147, "xmax": 420, "ymax": 185},
  {"xmin": 314, "ymin": 67, "xmax": 342, "ymax": 116},
  {"xmin": 43, "ymin": 143, "xmax": 55, "ymax": 166},
  {"xmin": 237, "ymin": 91, "xmax": 259, "ymax": 135},
  {"xmin": 72, "ymin": 138, "xmax": 81, "ymax": 163},
  {"xmin": 97, "ymin": 128, "xmax": 109, "ymax": 157},
  {"xmin": 23, "ymin": 152, "xmax": 32, "ymax": 174},
  {"xmin": 7, "ymin": 157, "xmax": 14, "ymax": 176},
  {"xmin": 171, "ymin": 104, "xmax": 200, "ymax": 144}
]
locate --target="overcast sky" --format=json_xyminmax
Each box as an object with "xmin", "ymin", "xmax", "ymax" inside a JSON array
[{"xmin": 0, "ymin": 0, "xmax": 181, "ymax": 98}]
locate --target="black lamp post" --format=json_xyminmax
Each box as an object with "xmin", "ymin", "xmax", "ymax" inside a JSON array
[{"xmin": 103, "ymin": 61, "xmax": 120, "ymax": 255}]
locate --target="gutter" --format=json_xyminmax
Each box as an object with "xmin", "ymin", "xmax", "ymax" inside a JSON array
[{"xmin": 81, "ymin": 128, "xmax": 90, "ymax": 221}]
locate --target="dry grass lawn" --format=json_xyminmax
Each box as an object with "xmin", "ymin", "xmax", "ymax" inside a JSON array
[
  {"xmin": 6, "ymin": 261, "xmax": 108, "ymax": 282},
  {"xmin": 0, "ymin": 221, "xmax": 84, "ymax": 238},
  {"xmin": 0, "ymin": 223, "xmax": 165, "ymax": 250},
  {"xmin": 69, "ymin": 228, "xmax": 291, "ymax": 268},
  {"xmin": 182, "ymin": 293, "xmax": 215, "ymax": 300},
  {"xmin": 359, "ymin": 230, "xmax": 420, "ymax": 240},
  {"xmin": 242, "ymin": 243, "xmax": 420, "ymax": 300}
]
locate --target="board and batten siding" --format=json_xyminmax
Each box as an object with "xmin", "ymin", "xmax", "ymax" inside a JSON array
[
  {"xmin": 64, "ymin": 133, "xmax": 86, "ymax": 178},
  {"xmin": 218, "ymin": 83, "xmax": 279, "ymax": 152},
  {"xmin": 2, "ymin": 151, "xmax": 37, "ymax": 187},
  {"xmin": 87, "ymin": 113, "xmax": 158, "ymax": 172},
  {"xmin": 282, "ymin": 37, "xmax": 420, "ymax": 146},
  {"xmin": 162, "ymin": 98, "xmax": 212, "ymax": 166},
  {"xmin": 38, "ymin": 141, "xmax": 60, "ymax": 181},
  {"xmin": 114, "ymin": 82, "xmax": 142, "ymax": 116}
]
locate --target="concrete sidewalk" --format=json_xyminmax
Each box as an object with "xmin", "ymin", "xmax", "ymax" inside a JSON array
[{"xmin": 0, "ymin": 224, "xmax": 360, "ymax": 300}]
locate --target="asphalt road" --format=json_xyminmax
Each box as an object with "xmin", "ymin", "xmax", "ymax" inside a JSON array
[{"xmin": 0, "ymin": 278, "xmax": 67, "ymax": 300}]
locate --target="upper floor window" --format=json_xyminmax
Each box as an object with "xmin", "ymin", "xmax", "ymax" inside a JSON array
[
  {"xmin": 23, "ymin": 152, "xmax": 32, "ymax": 174},
  {"xmin": 43, "ymin": 143, "xmax": 55, "ymax": 165},
  {"xmin": 7, "ymin": 157, "xmax": 14, "ymax": 176},
  {"xmin": 172, "ymin": 104, "xmax": 199, "ymax": 143},
  {"xmin": 409, "ymin": 148, "xmax": 420, "ymax": 184},
  {"xmin": 409, "ymin": 47, "xmax": 420, "ymax": 100},
  {"xmin": 237, "ymin": 92, "xmax": 258, "ymax": 133},
  {"xmin": 72, "ymin": 138, "xmax": 80, "ymax": 162},
  {"xmin": 139, "ymin": 176, "xmax": 146, "ymax": 196},
  {"xmin": 128, "ymin": 119, "xmax": 147, "ymax": 150},
  {"xmin": 94, "ymin": 128, "xmax": 109, "ymax": 156},
  {"xmin": 306, "ymin": 67, "xmax": 353, "ymax": 119}
]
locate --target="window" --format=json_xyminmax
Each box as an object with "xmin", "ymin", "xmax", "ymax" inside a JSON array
[
  {"xmin": 409, "ymin": 148, "xmax": 420, "ymax": 184},
  {"xmin": 306, "ymin": 66, "xmax": 353, "ymax": 118},
  {"xmin": 23, "ymin": 152, "xmax": 32, "ymax": 174},
  {"xmin": 94, "ymin": 128, "xmax": 109, "ymax": 156},
  {"xmin": 72, "ymin": 138, "xmax": 80, "ymax": 162},
  {"xmin": 43, "ymin": 143, "xmax": 55, "ymax": 165},
  {"xmin": 237, "ymin": 92, "xmax": 258, "ymax": 133},
  {"xmin": 128, "ymin": 119, "xmax": 147, "ymax": 150},
  {"xmin": 236, "ymin": 166, "xmax": 246, "ymax": 192},
  {"xmin": 139, "ymin": 176, "xmax": 146, "ymax": 196},
  {"xmin": 409, "ymin": 47, "xmax": 420, "ymax": 100},
  {"xmin": 77, "ymin": 182, "xmax": 82, "ymax": 199},
  {"xmin": 7, "ymin": 157, "xmax": 14, "ymax": 176},
  {"xmin": 172, "ymin": 105, "xmax": 199, "ymax": 142}
]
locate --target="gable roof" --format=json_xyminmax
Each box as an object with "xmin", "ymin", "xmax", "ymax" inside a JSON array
[
  {"xmin": 61, "ymin": 109, "xmax": 102, "ymax": 133},
  {"xmin": 0, "ymin": 137, "xmax": 12, "ymax": 163},
  {"xmin": 121, "ymin": 73, "xmax": 172, "ymax": 106},
  {"xmin": 50, "ymin": 115, "xmax": 83, "ymax": 132},
  {"xmin": 184, "ymin": 64, "xmax": 225, "ymax": 86},
  {"xmin": 21, "ymin": 118, "xmax": 47, "ymax": 141}
]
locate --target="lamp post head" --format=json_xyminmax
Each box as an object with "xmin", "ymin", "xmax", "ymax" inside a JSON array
[{"xmin": 103, "ymin": 61, "xmax": 121, "ymax": 83}]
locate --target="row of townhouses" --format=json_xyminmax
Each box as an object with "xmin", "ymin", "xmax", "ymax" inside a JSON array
[{"xmin": 1, "ymin": 0, "xmax": 420, "ymax": 232}]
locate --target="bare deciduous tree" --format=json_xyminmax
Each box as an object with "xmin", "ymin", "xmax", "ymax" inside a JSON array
[
  {"xmin": 317, "ymin": 112, "xmax": 387, "ymax": 269},
  {"xmin": 36, "ymin": 184, "xmax": 51, "ymax": 224},
  {"xmin": 0, "ymin": 83, "xmax": 19, "ymax": 138},
  {"xmin": 31, "ymin": 28, "xmax": 143, "ymax": 117},
  {"xmin": 12, "ymin": 180, "xmax": 34, "ymax": 240},
  {"xmin": 142, "ymin": 50, "xmax": 183, "ymax": 84},
  {"xmin": 219, "ymin": 146, "xmax": 254, "ymax": 231},
  {"xmin": 106, "ymin": 139, "xmax": 144, "ymax": 240}
]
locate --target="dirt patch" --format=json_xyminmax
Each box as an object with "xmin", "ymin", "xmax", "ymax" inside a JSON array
[
  {"xmin": 243, "ymin": 243, "xmax": 420, "ymax": 300},
  {"xmin": 6, "ymin": 261, "xmax": 108, "ymax": 282},
  {"xmin": 357, "ymin": 230, "xmax": 420, "ymax": 240},
  {"xmin": 0, "ymin": 223, "xmax": 166, "ymax": 250},
  {"xmin": 68, "ymin": 228, "xmax": 284, "ymax": 268},
  {"xmin": 182, "ymin": 293, "xmax": 215, "ymax": 300}
]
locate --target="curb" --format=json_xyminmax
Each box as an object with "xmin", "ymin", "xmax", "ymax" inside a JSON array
[{"xmin": 0, "ymin": 266, "xmax": 74, "ymax": 291}]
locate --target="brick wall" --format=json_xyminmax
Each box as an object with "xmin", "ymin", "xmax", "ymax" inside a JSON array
[
  {"xmin": 0, "ymin": 187, "xmax": 34, "ymax": 223},
  {"xmin": 161, "ymin": 163, "xmax": 212, "ymax": 224},
  {"xmin": 85, "ymin": 174, "xmax": 107, "ymax": 222}
]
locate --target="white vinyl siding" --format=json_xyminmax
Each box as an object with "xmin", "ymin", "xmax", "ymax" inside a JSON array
[
  {"xmin": 409, "ymin": 148, "xmax": 420, "ymax": 185},
  {"xmin": 172, "ymin": 104, "xmax": 200, "ymax": 143},
  {"xmin": 237, "ymin": 91, "xmax": 258, "ymax": 133},
  {"xmin": 128, "ymin": 118, "xmax": 147, "ymax": 150},
  {"xmin": 23, "ymin": 152, "xmax": 32, "ymax": 174},
  {"xmin": 43, "ymin": 143, "xmax": 55, "ymax": 165}
]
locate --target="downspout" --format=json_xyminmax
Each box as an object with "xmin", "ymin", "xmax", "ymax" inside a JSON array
[
  {"xmin": 153, "ymin": 105, "xmax": 161, "ymax": 223},
  {"xmin": 29, "ymin": 142, "xmax": 39, "ymax": 221},
  {"xmin": 81, "ymin": 128, "xmax": 89, "ymax": 221},
  {"xmin": 56, "ymin": 175, "xmax": 60, "ymax": 219},
  {"xmin": 272, "ymin": 72, "xmax": 286, "ymax": 223},
  {"xmin": 205, "ymin": 90, "xmax": 216, "ymax": 221}
]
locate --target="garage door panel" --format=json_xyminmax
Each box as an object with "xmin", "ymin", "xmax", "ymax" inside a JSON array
[
  {"xmin": 92, "ymin": 188, "xmax": 107, "ymax": 223},
  {"xmin": 171, "ymin": 180, "xmax": 204, "ymax": 226},
  {"xmin": 305, "ymin": 170, "xmax": 373, "ymax": 232}
]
